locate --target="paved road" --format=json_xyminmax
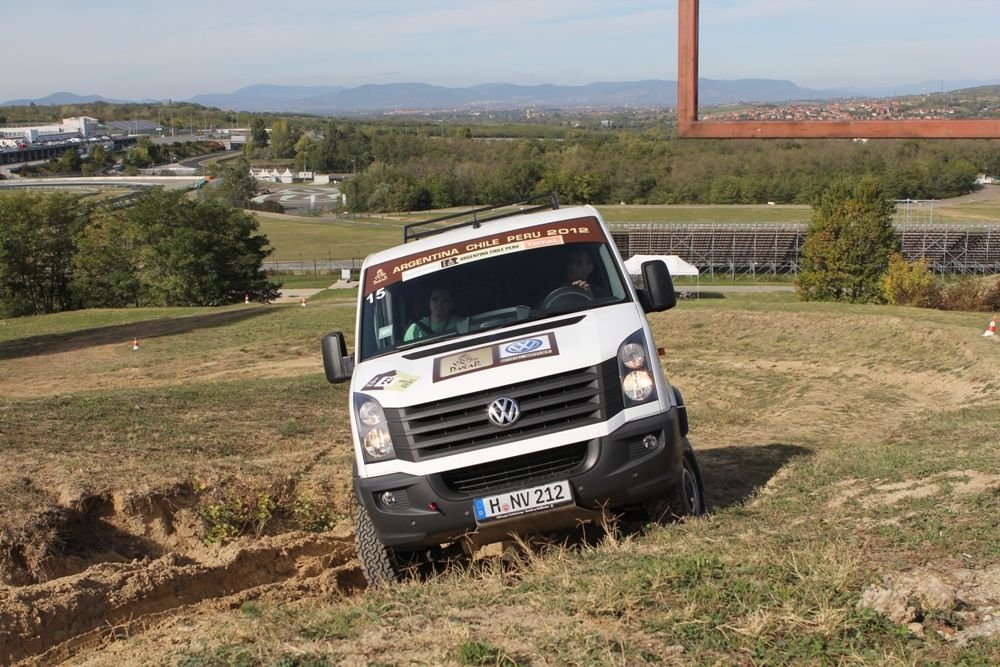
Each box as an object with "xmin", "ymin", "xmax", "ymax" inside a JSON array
[
  {"xmin": 940, "ymin": 183, "xmax": 1000, "ymax": 205},
  {"xmin": 0, "ymin": 175, "xmax": 204, "ymax": 190}
]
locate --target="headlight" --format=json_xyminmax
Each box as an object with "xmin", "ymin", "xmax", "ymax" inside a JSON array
[
  {"xmin": 358, "ymin": 400, "xmax": 382, "ymax": 427},
  {"xmin": 620, "ymin": 342, "xmax": 646, "ymax": 370},
  {"xmin": 623, "ymin": 370, "xmax": 655, "ymax": 402},
  {"xmin": 618, "ymin": 331, "xmax": 658, "ymax": 406},
  {"xmin": 353, "ymin": 394, "xmax": 396, "ymax": 462},
  {"xmin": 363, "ymin": 427, "xmax": 394, "ymax": 459}
]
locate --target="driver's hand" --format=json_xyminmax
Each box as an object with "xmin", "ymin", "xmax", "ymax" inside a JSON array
[{"xmin": 571, "ymin": 280, "xmax": 592, "ymax": 294}]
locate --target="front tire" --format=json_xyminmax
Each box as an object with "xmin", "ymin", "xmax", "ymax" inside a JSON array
[
  {"xmin": 644, "ymin": 439, "xmax": 706, "ymax": 523},
  {"xmin": 355, "ymin": 503, "xmax": 406, "ymax": 587}
]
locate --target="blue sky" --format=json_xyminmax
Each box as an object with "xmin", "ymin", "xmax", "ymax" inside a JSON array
[{"xmin": 3, "ymin": 0, "xmax": 998, "ymax": 101}]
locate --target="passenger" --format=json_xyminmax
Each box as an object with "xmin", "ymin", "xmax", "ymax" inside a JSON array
[{"xmin": 404, "ymin": 287, "xmax": 460, "ymax": 341}]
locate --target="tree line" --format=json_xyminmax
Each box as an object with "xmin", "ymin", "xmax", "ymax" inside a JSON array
[
  {"xmin": 0, "ymin": 184, "xmax": 278, "ymax": 317},
  {"xmin": 6, "ymin": 101, "xmax": 998, "ymax": 212},
  {"xmin": 236, "ymin": 116, "xmax": 1000, "ymax": 213},
  {"xmin": 337, "ymin": 134, "xmax": 1000, "ymax": 212},
  {"xmin": 249, "ymin": 123, "xmax": 997, "ymax": 213}
]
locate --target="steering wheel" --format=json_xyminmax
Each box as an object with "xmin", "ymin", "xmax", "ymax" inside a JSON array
[{"xmin": 540, "ymin": 285, "xmax": 593, "ymax": 310}]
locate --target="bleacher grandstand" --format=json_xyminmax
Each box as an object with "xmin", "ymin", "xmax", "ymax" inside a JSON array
[{"xmin": 611, "ymin": 224, "xmax": 1000, "ymax": 277}]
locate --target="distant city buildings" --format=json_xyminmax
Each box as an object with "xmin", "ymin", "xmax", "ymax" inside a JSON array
[
  {"xmin": 702, "ymin": 98, "xmax": 999, "ymax": 123},
  {"xmin": 0, "ymin": 116, "xmax": 162, "ymax": 154},
  {"xmin": 0, "ymin": 116, "xmax": 99, "ymax": 151}
]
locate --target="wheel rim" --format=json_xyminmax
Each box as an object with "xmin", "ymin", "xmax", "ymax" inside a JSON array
[{"xmin": 682, "ymin": 459, "xmax": 703, "ymax": 516}]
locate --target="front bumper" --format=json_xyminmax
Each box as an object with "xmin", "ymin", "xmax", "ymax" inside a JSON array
[{"xmin": 354, "ymin": 408, "xmax": 685, "ymax": 550}]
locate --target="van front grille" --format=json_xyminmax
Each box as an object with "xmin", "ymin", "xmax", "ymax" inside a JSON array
[{"xmin": 385, "ymin": 360, "xmax": 621, "ymax": 461}]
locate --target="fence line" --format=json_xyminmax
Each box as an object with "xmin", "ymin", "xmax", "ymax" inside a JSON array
[
  {"xmin": 274, "ymin": 223, "xmax": 1000, "ymax": 278},
  {"xmin": 266, "ymin": 259, "xmax": 364, "ymax": 275}
]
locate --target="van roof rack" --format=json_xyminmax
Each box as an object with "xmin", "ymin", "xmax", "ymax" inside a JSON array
[{"xmin": 403, "ymin": 192, "xmax": 560, "ymax": 242}]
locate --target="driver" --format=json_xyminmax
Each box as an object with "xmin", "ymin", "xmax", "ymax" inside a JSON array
[
  {"xmin": 404, "ymin": 287, "xmax": 460, "ymax": 341},
  {"xmin": 563, "ymin": 247, "xmax": 606, "ymax": 297}
]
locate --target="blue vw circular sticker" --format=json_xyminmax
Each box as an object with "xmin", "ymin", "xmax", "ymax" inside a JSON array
[{"xmin": 505, "ymin": 338, "xmax": 543, "ymax": 354}]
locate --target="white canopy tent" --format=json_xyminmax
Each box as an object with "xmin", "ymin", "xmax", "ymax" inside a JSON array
[{"xmin": 623, "ymin": 254, "xmax": 700, "ymax": 297}]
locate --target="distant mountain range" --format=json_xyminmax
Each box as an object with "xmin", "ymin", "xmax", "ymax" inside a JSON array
[
  {"xmin": 0, "ymin": 91, "xmax": 156, "ymax": 107},
  {"xmin": 4, "ymin": 79, "xmax": 1000, "ymax": 114}
]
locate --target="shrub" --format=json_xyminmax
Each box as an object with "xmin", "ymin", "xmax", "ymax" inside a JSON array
[
  {"xmin": 938, "ymin": 279, "xmax": 987, "ymax": 312},
  {"xmin": 984, "ymin": 277, "xmax": 1000, "ymax": 312},
  {"xmin": 199, "ymin": 490, "xmax": 277, "ymax": 543},
  {"xmin": 796, "ymin": 176, "xmax": 898, "ymax": 303},
  {"xmin": 880, "ymin": 254, "xmax": 940, "ymax": 307}
]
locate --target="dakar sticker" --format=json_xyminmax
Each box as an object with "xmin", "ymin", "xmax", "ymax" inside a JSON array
[
  {"xmin": 497, "ymin": 333, "xmax": 558, "ymax": 365},
  {"xmin": 433, "ymin": 346, "xmax": 496, "ymax": 381},
  {"xmin": 362, "ymin": 370, "xmax": 419, "ymax": 392}
]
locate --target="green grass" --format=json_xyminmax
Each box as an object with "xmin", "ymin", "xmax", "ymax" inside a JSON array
[
  {"xmin": 307, "ymin": 287, "xmax": 359, "ymax": 303},
  {"xmin": 255, "ymin": 214, "xmax": 403, "ymax": 262},
  {"xmin": 268, "ymin": 274, "xmax": 350, "ymax": 289},
  {"xmin": 3, "ymin": 294, "xmax": 1000, "ymax": 664},
  {"xmin": 0, "ymin": 306, "xmax": 216, "ymax": 345},
  {"xmin": 929, "ymin": 200, "xmax": 1000, "ymax": 224}
]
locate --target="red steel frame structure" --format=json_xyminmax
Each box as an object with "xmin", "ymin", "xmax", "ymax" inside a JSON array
[{"xmin": 676, "ymin": 0, "xmax": 1000, "ymax": 139}]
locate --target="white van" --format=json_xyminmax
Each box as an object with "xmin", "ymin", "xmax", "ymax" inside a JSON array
[{"xmin": 323, "ymin": 196, "xmax": 705, "ymax": 585}]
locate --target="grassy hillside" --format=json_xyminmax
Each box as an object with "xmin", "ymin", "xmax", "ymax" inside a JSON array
[
  {"xmin": 255, "ymin": 213, "xmax": 407, "ymax": 263},
  {"xmin": 0, "ymin": 294, "xmax": 998, "ymax": 664}
]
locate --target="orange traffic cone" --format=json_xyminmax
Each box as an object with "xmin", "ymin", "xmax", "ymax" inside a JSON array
[
  {"xmin": 984, "ymin": 315, "xmax": 997, "ymax": 337},
  {"xmin": 244, "ymin": 293, "xmax": 250, "ymax": 304},
  {"xmin": 300, "ymin": 297, "xmax": 307, "ymax": 307},
  {"xmin": 132, "ymin": 337, "xmax": 140, "ymax": 350}
]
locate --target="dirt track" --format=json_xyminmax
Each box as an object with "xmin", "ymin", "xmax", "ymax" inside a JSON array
[
  {"xmin": 0, "ymin": 303, "xmax": 364, "ymax": 664},
  {"xmin": 0, "ymin": 491, "xmax": 361, "ymax": 665}
]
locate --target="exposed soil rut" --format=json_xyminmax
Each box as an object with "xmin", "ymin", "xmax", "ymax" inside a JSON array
[{"xmin": 0, "ymin": 489, "xmax": 362, "ymax": 666}]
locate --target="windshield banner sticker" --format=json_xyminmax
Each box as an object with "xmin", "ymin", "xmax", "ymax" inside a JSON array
[
  {"xmin": 433, "ymin": 333, "xmax": 559, "ymax": 382},
  {"xmin": 363, "ymin": 217, "xmax": 605, "ymax": 296},
  {"xmin": 362, "ymin": 370, "xmax": 420, "ymax": 392}
]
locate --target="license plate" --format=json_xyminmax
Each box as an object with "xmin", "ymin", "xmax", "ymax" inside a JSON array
[{"xmin": 473, "ymin": 480, "xmax": 573, "ymax": 522}]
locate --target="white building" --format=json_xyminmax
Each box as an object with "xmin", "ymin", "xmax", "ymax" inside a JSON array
[{"xmin": 0, "ymin": 116, "xmax": 99, "ymax": 143}]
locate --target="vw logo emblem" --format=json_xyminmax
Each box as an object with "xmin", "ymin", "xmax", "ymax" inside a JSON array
[
  {"xmin": 505, "ymin": 338, "xmax": 542, "ymax": 354},
  {"xmin": 488, "ymin": 397, "xmax": 521, "ymax": 427}
]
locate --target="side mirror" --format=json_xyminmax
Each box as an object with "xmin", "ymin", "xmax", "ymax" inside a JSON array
[
  {"xmin": 321, "ymin": 332, "xmax": 354, "ymax": 383},
  {"xmin": 641, "ymin": 260, "xmax": 676, "ymax": 312}
]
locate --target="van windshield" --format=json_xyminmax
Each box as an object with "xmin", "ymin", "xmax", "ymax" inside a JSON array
[{"xmin": 358, "ymin": 218, "xmax": 630, "ymax": 361}]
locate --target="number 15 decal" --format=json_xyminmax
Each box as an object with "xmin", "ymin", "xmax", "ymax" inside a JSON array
[{"xmin": 366, "ymin": 288, "xmax": 386, "ymax": 303}]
